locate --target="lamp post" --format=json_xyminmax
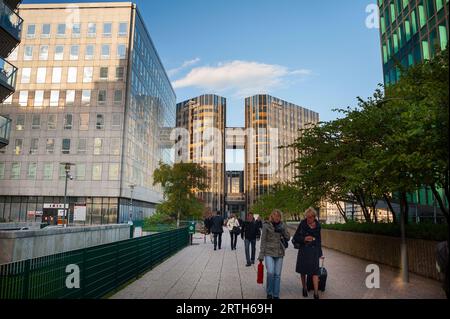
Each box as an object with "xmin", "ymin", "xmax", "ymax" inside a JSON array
[{"xmin": 62, "ymin": 163, "xmax": 75, "ymax": 228}]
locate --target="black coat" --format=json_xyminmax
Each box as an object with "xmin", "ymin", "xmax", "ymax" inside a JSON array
[
  {"xmin": 210, "ymin": 215, "xmax": 224, "ymax": 234},
  {"xmin": 241, "ymin": 220, "xmax": 261, "ymax": 240},
  {"xmin": 204, "ymin": 217, "xmax": 212, "ymax": 233},
  {"xmin": 293, "ymin": 219, "xmax": 323, "ymax": 275}
]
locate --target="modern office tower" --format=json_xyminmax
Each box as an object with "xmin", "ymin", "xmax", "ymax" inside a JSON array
[
  {"xmin": 378, "ymin": 0, "xmax": 449, "ymax": 85},
  {"xmin": 225, "ymin": 171, "xmax": 246, "ymax": 218},
  {"xmin": 244, "ymin": 94, "xmax": 319, "ymax": 208},
  {"xmin": 176, "ymin": 94, "xmax": 226, "ymax": 214},
  {"xmin": 0, "ymin": 0, "xmax": 23, "ymax": 149},
  {"xmin": 0, "ymin": 2, "xmax": 176, "ymax": 224}
]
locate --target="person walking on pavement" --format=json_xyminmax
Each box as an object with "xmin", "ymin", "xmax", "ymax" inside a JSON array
[
  {"xmin": 258, "ymin": 210, "xmax": 290, "ymax": 299},
  {"xmin": 241, "ymin": 213, "xmax": 261, "ymax": 266},
  {"xmin": 203, "ymin": 210, "xmax": 213, "ymax": 244},
  {"xmin": 210, "ymin": 211, "xmax": 224, "ymax": 251},
  {"xmin": 227, "ymin": 213, "xmax": 240, "ymax": 250}
]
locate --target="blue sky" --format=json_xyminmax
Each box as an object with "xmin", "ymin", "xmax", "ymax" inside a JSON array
[{"xmin": 23, "ymin": 0, "xmax": 383, "ymax": 127}]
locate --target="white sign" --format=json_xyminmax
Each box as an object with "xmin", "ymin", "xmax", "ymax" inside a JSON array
[
  {"xmin": 74, "ymin": 206, "xmax": 87, "ymax": 222},
  {"xmin": 44, "ymin": 204, "xmax": 69, "ymax": 209},
  {"xmin": 58, "ymin": 209, "xmax": 65, "ymax": 217}
]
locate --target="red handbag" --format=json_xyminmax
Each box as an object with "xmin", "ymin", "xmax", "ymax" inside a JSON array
[{"xmin": 257, "ymin": 261, "xmax": 264, "ymax": 284}]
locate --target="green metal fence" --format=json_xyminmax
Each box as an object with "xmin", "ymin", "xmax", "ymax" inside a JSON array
[{"xmin": 0, "ymin": 227, "xmax": 189, "ymax": 299}]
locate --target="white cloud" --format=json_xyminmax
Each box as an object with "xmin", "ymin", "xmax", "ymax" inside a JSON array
[
  {"xmin": 172, "ymin": 60, "xmax": 311, "ymax": 97},
  {"xmin": 168, "ymin": 58, "xmax": 201, "ymax": 77}
]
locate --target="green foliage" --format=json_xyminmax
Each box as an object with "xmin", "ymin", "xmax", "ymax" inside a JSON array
[{"xmin": 322, "ymin": 222, "xmax": 448, "ymax": 242}]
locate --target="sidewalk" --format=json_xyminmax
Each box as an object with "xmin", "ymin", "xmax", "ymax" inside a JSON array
[{"xmin": 111, "ymin": 229, "xmax": 446, "ymax": 299}]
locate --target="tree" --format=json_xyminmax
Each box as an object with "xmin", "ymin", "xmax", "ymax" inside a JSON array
[{"xmin": 153, "ymin": 162, "xmax": 209, "ymax": 227}]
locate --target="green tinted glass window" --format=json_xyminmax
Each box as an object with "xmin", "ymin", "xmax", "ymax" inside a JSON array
[
  {"xmin": 390, "ymin": 3, "xmax": 396, "ymax": 22},
  {"xmin": 422, "ymin": 40, "xmax": 430, "ymax": 59},
  {"xmin": 383, "ymin": 45, "xmax": 388, "ymax": 63},
  {"xmin": 439, "ymin": 25, "xmax": 448, "ymax": 50},
  {"xmin": 436, "ymin": 0, "xmax": 444, "ymax": 11},
  {"xmin": 405, "ymin": 20, "xmax": 411, "ymax": 41},
  {"xmin": 408, "ymin": 53, "xmax": 414, "ymax": 66},
  {"xmin": 394, "ymin": 34, "xmax": 399, "ymax": 53},
  {"xmin": 381, "ymin": 16, "xmax": 386, "ymax": 34},
  {"xmin": 403, "ymin": 0, "xmax": 409, "ymax": 8},
  {"xmin": 419, "ymin": 5, "xmax": 426, "ymax": 28}
]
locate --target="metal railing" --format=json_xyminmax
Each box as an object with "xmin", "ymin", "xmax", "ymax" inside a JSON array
[
  {"xmin": 0, "ymin": 57, "xmax": 17, "ymax": 89},
  {"xmin": 0, "ymin": 0, "xmax": 23, "ymax": 40},
  {"xmin": 0, "ymin": 115, "xmax": 11, "ymax": 145},
  {"xmin": 0, "ymin": 227, "xmax": 189, "ymax": 299}
]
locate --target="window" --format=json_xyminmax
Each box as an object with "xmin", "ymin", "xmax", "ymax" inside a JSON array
[
  {"xmin": 37, "ymin": 67, "xmax": 47, "ymax": 83},
  {"xmin": 112, "ymin": 114, "xmax": 121, "ymax": 129},
  {"xmin": 50, "ymin": 91, "xmax": 59, "ymax": 107},
  {"xmin": 0, "ymin": 163, "xmax": 5, "ymax": 180},
  {"xmin": 11, "ymin": 163, "xmax": 21, "ymax": 180},
  {"xmin": 26, "ymin": 24, "xmax": 36, "ymax": 38},
  {"xmin": 21, "ymin": 68, "xmax": 31, "ymax": 84},
  {"xmin": 92, "ymin": 164, "xmax": 102, "ymax": 181},
  {"xmin": 19, "ymin": 91, "xmax": 28, "ymax": 107},
  {"xmin": 78, "ymin": 138, "xmax": 87, "ymax": 154},
  {"xmin": 46, "ymin": 138, "xmax": 55, "ymax": 154},
  {"xmin": 62, "ymin": 139, "xmax": 71, "ymax": 154},
  {"xmin": 39, "ymin": 45, "xmax": 49, "ymax": 60},
  {"xmin": 66, "ymin": 90, "xmax": 75, "ymax": 105},
  {"xmin": 41, "ymin": 24, "xmax": 51, "ymax": 38},
  {"xmin": 439, "ymin": 25, "xmax": 448, "ymax": 50},
  {"xmin": 29, "ymin": 139, "xmax": 39, "ymax": 155},
  {"xmin": 64, "ymin": 114, "xmax": 73, "ymax": 130},
  {"xmin": 82, "ymin": 90, "xmax": 91, "ymax": 106},
  {"xmin": 419, "ymin": 4, "xmax": 427, "ymax": 28},
  {"xmin": 111, "ymin": 138, "xmax": 121, "ymax": 156},
  {"xmin": 101, "ymin": 45, "xmax": 110, "ymax": 59},
  {"xmin": 76, "ymin": 164, "xmax": 86, "ymax": 181},
  {"xmin": 47, "ymin": 114, "xmax": 57, "ymax": 130},
  {"xmin": 83, "ymin": 67, "xmax": 93, "ymax": 83},
  {"xmin": 96, "ymin": 114, "xmax": 104, "ymax": 130},
  {"xmin": 72, "ymin": 23, "xmax": 81, "ymax": 37},
  {"xmin": 94, "ymin": 138, "xmax": 103, "ymax": 155},
  {"xmin": 109, "ymin": 164, "xmax": 120, "ymax": 181},
  {"xmin": 34, "ymin": 91, "xmax": 44, "ymax": 108},
  {"xmin": 98, "ymin": 90, "xmax": 107, "ymax": 105},
  {"xmin": 54, "ymin": 45, "xmax": 64, "ymax": 60},
  {"xmin": 24, "ymin": 46, "xmax": 33, "ymax": 60},
  {"xmin": 44, "ymin": 163, "xmax": 53, "ymax": 180},
  {"xmin": 85, "ymin": 45, "xmax": 95, "ymax": 60},
  {"xmin": 79, "ymin": 114, "xmax": 89, "ymax": 130},
  {"xmin": 57, "ymin": 24, "xmax": 66, "ymax": 37},
  {"xmin": 87, "ymin": 22, "xmax": 96, "ymax": 37},
  {"xmin": 117, "ymin": 44, "xmax": 127, "ymax": 59},
  {"xmin": 70, "ymin": 45, "xmax": 79, "ymax": 60},
  {"xmin": 68, "ymin": 67, "xmax": 77, "ymax": 83},
  {"xmin": 100, "ymin": 67, "xmax": 108, "ymax": 80},
  {"xmin": 31, "ymin": 114, "xmax": 41, "ymax": 129},
  {"xmin": 103, "ymin": 23, "xmax": 112, "ymax": 37},
  {"xmin": 422, "ymin": 40, "xmax": 430, "ymax": 60},
  {"xmin": 116, "ymin": 67, "xmax": 124, "ymax": 80},
  {"xmin": 14, "ymin": 139, "xmax": 23, "ymax": 155},
  {"xmin": 114, "ymin": 90, "xmax": 123, "ymax": 104},
  {"xmin": 16, "ymin": 114, "xmax": 25, "ymax": 131},
  {"xmin": 52, "ymin": 67, "xmax": 62, "ymax": 83},
  {"xmin": 119, "ymin": 22, "xmax": 128, "ymax": 37}
]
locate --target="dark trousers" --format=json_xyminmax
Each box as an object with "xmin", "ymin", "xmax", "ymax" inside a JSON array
[
  {"xmin": 244, "ymin": 239, "xmax": 256, "ymax": 264},
  {"xmin": 230, "ymin": 232, "xmax": 238, "ymax": 250},
  {"xmin": 213, "ymin": 233, "xmax": 222, "ymax": 250}
]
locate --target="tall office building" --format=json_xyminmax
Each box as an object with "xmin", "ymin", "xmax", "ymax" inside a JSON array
[
  {"xmin": 378, "ymin": 0, "xmax": 448, "ymax": 85},
  {"xmin": 176, "ymin": 94, "xmax": 226, "ymax": 213},
  {"xmin": 244, "ymin": 94, "xmax": 319, "ymax": 208},
  {"xmin": 0, "ymin": 2, "xmax": 176, "ymax": 224},
  {"xmin": 1, "ymin": 0, "xmax": 23, "ymax": 149}
]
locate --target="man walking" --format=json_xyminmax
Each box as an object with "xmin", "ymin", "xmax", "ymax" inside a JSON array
[
  {"xmin": 241, "ymin": 213, "xmax": 261, "ymax": 266},
  {"xmin": 210, "ymin": 211, "xmax": 225, "ymax": 251}
]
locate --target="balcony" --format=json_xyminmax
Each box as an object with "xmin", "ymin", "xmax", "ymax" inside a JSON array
[
  {"xmin": 0, "ymin": 57, "xmax": 17, "ymax": 101},
  {"xmin": 0, "ymin": 0, "xmax": 23, "ymax": 57},
  {"xmin": 4, "ymin": 0, "xmax": 22, "ymax": 10},
  {"xmin": 0, "ymin": 115, "xmax": 11, "ymax": 149}
]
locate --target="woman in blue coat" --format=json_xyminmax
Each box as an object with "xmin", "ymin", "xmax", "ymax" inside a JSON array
[{"xmin": 293, "ymin": 207, "xmax": 323, "ymax": 299}]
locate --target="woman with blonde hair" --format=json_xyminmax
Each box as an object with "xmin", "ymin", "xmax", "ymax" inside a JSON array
[
  {"xmin": 293, "ymin": 207, "xmax": 323, "ymax": 299},
  {"xmin": 258, "ymin": 209, "xmax": 291, "ymax": 299}
]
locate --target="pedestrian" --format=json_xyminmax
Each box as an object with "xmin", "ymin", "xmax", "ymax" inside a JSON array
[
  {"xmin": 258, "ymin": 209, "xmax": 291, "ymax": 299},
  {"xmin": 241, "ymin": 212, "xmax": 261, "ymax": 266},
  {"xmin": 293, "ymin": 207, "xmax": 323, "ymax": 299},
  {"xmin": 227, "ymin": 213, "xmax": 240, "ymax": 250},
  {"xmin": 203, "ymin": 210, "xmax": 213, "ymax": 243},
  {"xmin": 210, "ymin": 211, "xmax": 224, "ymax": 251}
]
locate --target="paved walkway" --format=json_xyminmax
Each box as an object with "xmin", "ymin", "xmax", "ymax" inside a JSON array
[{"xmin": 111, "ymin": 229, "xmax": 446, "ymax": 299}]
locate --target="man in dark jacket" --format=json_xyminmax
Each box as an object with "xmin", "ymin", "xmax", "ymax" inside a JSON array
[
  {"xmin": 241, "ymin": 213, "xmax": 261, "ymax": 266},
  {"xmin": 210, "ymin": 211, "xmax": 224, "ymax": 251}
]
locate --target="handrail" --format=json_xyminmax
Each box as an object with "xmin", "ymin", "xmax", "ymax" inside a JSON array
[{"xmin": 0, "ymin": 0, "xmax": 23, "ymax": 40}]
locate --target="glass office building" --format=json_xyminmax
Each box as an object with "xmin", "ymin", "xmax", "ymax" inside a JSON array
[{"xmin": 0, "ymin": 3, "xmax": 176, "ymax": 224}]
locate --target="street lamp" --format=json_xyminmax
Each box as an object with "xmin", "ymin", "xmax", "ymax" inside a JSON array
[
  {"xmin": 129, "ymin": 184, "xmax": 136, "ymax": 222},
  {"xmin": 62, "ymin": 163, "xmax": 75, "ymax": 228}
]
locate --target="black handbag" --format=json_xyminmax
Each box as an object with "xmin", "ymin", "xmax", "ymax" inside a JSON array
[
  {"xmin": 291, "ymin": 238, "xmax": 301, "ymax": 249},
  {"xmin": 232, "ymin": 226, "xmax": 241, "ymax": 235}
]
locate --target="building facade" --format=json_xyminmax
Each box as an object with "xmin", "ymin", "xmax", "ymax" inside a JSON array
[
  {"xmin": 176, "ymin": 94, "xmax": 226, "ymax": 213},
  {"xmin": 379, "ymin": 0, "xmax": 449, "ymax": 85},
  {"xmin": 0, "ymin": 2, "xmax": 176, "ymax": 224},
  {"xmin": 225, "ymin": 170, "xmax": 246, "ymax": 218},
  {"xmin": 244, "ymin": 94, "xmax": 319, "ymax": 208}
]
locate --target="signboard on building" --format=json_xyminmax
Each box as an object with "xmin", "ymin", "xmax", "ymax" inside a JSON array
[
  {"xmin": 44, "ymin": 204, "xmax": 69, "ymax": 209},
  {"xmin": 74, "ymin": 205, "xmax": 87, "ymax": 222}
]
